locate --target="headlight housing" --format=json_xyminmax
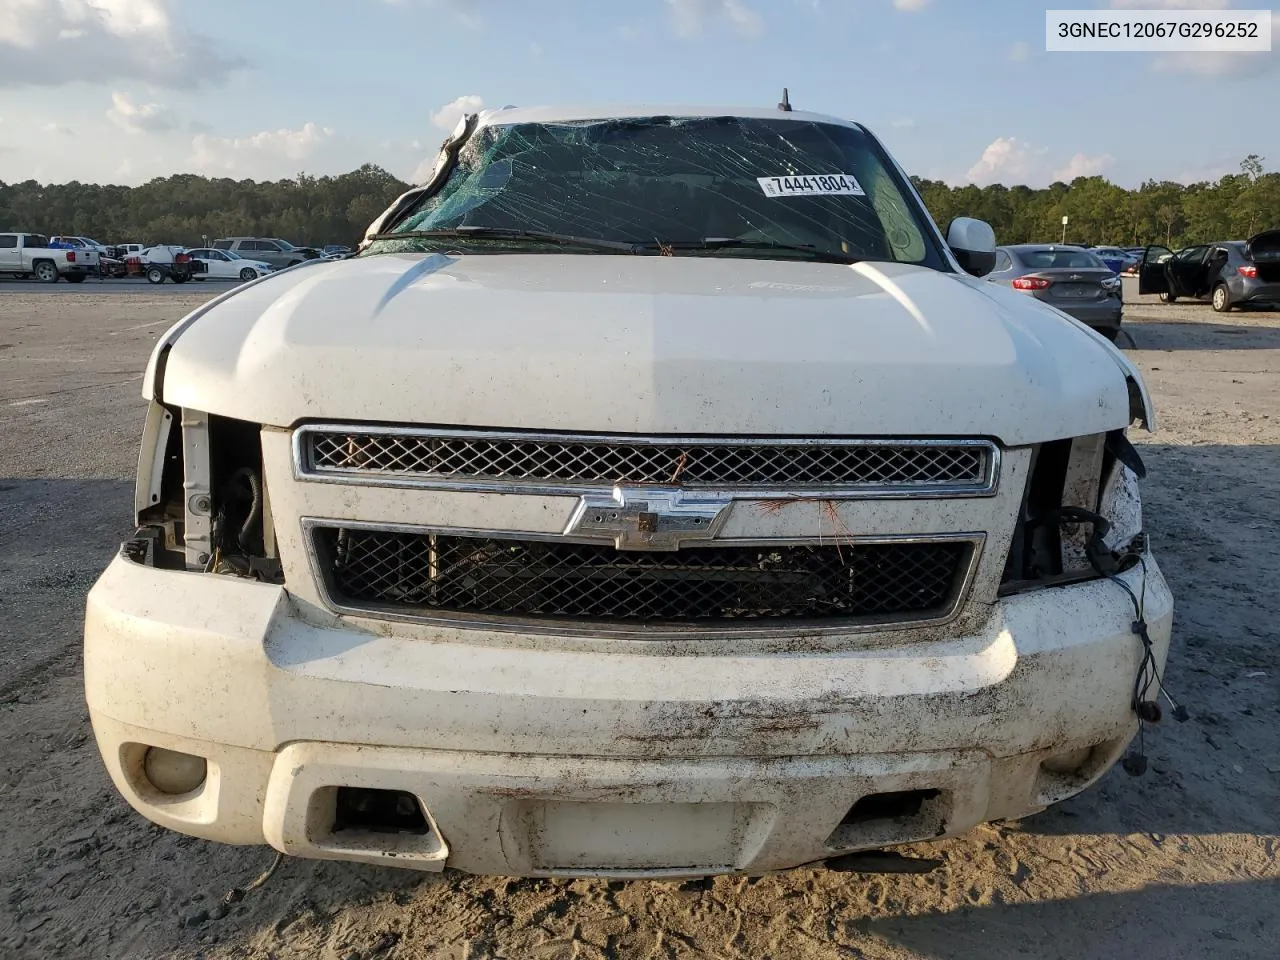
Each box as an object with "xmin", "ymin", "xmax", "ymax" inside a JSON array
[
  {"xmin": 132, "ymin": 402, "xmax": 281, "ymax": 580},
  {"xmin": 1001, "ymin": 430, "xmax": 1145, "ymax": 592}
]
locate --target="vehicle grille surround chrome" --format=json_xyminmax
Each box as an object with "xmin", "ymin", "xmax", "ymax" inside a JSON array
[{"xmin": 296, "ymin": 425, "xmax": 998, "ymax": 497}]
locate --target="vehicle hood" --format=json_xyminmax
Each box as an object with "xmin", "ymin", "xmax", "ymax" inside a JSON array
[{"xmin": 152, "ymin": 253, "xmax": 1148, "ymax": 445}]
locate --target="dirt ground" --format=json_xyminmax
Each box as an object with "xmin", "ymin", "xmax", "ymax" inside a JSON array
[{"xmin": 1, "ymin": 282, "xmax": 1277, "ymax": 960}]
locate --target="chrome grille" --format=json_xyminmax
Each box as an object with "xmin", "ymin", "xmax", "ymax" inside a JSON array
[
  {"xmin": 299, "ymin": 427, "xmax": 995, "ymax": 494},
  {"xmin": 312, "ymin": 527, "xmax": 972, "ymax": 627}
]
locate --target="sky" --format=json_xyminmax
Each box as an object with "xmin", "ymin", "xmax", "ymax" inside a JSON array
[{"xmin": 0, "ymin": 0, "xmax": 1276, "ymax": 189}]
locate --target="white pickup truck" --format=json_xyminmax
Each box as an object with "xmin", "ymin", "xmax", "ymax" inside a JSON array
[
  {"xmin": 0, "ymin": 232, "xmax": 99, "ymax": 281},
  {"xmin": 0, "ymin": 232, "xmax": 100, "ymax": 282},
  {"xmin": 85, "ymin": 104, "xmax": 1173, "ymax": 879}
]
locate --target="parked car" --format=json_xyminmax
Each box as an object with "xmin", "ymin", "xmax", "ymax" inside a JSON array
[
  {"xmin": 322, "ymin": 244, "xmax": 353, "ymax": 257},
  {"xmin": 211, "ymin": 237, "xmax": 321, "ymax": 268},
  {"xmin": 0, "ymin": 231, "xmax": 100, "ymax": 282},
  {"xmin": 1138, "ymin": 231, "xmax": 1280, "ymax": 311},
  {"xmin": 85, "ymin": 103, "xmax": 1168, "ymax": 879},
  {"xmin": 986, "ymin": 244, "xmax": 1124, "ymax": 340},
  {"xmin": 1119, "ymin": 248, "xmax": 1147, "ymax": 274},
  {"xmin": 51, "ymin": 235, "xmax": 111, "ymax": 256},
  {"xmin": 135, "ymin": 245, "xmax": 206, "ymax": 284},
  {"xmin": 1089, "ymin": 246, "xmax": 1138, "ymax": 274},
  {"xmin": 184, "ymin": 247, "xmax": 275, "ymax": 282},
  {"xmin": 112, "ymin": 243, "xmax": 147, "ymax": 259}
]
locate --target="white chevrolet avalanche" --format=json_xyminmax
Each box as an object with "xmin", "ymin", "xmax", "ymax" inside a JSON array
[{"xmin": 85, "ymin": 105, "xmax": 1173, "ymax": 878}]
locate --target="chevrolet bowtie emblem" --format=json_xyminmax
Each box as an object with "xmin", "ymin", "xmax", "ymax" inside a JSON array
[{"xmin": 564, "ymin": 487, "xmax": 732, "ymax": 551}]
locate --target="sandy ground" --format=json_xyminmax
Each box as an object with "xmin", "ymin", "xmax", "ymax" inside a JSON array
[{"xmin": 1, "ymin": 282, "xmax": 1277, "ymax": 960}]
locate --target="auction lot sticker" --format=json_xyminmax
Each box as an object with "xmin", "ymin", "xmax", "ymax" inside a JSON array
[
  {"xmin": 1046, "ymin": 9, "xmax": 1272, "ymax": 51},
  {"xmin": 759, "ymin": 174, "xmax": 865, "ymax": 198}
]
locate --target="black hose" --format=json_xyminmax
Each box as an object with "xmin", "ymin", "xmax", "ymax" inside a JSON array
[{"xmin": 226, "ymin": 467, "xmax": 262, "ymax": 551}]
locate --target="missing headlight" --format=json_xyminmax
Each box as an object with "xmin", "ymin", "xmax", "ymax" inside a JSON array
[{"xmin": 1000, "ymin": 431, "xmax": 1145, "ymax": 595}]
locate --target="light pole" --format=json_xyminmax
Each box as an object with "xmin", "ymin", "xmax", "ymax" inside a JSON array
[{"xmin": 1061, "ymin": 215, "xmax": 1068, "ymax": 244}]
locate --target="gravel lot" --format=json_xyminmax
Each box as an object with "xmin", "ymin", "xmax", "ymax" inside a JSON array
[{"xmin": 1, "ymin": 281, "xmax": 1278, "ymax": 959}]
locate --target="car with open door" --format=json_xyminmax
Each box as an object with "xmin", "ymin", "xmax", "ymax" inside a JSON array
[{"xmin": 1138, "ymin": 231, "xmax": 1280, "ymax": 311}]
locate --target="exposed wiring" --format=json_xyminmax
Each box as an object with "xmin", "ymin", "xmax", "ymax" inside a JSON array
[
  {"xmin": 222, "ymin": 851, "xmax": 285, "ymax": 907},
  {"xmin": 1051, "ymin": 509, "xmax": 1189, "ymax": 777}
]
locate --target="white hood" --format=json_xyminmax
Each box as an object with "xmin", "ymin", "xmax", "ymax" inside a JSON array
[{"xmin": 152, "ymin": 253, "xmax": 1148, "ymax": 445}]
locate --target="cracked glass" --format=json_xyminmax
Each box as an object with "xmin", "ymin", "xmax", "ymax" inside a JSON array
[{"xmin": 374, "ymin": 116, "xmax": 945, "ymax": 267}]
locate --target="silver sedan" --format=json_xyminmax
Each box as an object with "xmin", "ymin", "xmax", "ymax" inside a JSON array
[{"xmin": 986, "ymin": 244, "xmax": 1123, "ymax": 341}]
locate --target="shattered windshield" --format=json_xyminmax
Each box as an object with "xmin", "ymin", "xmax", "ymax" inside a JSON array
[{"xmin": 372, "ymin": 116, "xmax": 945, "ymax": 267}]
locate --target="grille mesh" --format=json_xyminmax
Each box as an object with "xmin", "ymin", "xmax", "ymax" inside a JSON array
[
  {"xmin": 315, "ymin": 528, "xmax": 969, "ymax": 625},
  {"xmin": 304, "ymin": 431, "xmax": 989, "ymax": 489}
]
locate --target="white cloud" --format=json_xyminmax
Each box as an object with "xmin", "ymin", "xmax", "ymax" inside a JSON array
[
  {"xmin": 667, "ymin": 0, "xmax": 763, "ymax": 38},
  {"xmin": 965, "ymin": 137, "xmax": 1122, "ymax": 186},
  {"xmin": 1009, "ymin": 40, "xmax": 1030, "ymax": 61},
  {"xmin": 889, "ymin": 117, "xmax": 917, "ymax": 130},
  {"xmin": 0, "ymin": 0, "xmax": 242, "ymax": 88},
  {"xmin": 1052, "ymin": 152, "xmax": 1115, "ymax": 181},
  {"xmin": 106, "ymin": 91, "xmax": 175, "ymax": 134},
  {"xmin": 430, "ymin": 94, "xmax": 484, "ymax": 133},
  {"xmin": 41, "ymin": 122, "xmax": 74, "ymax": 136},
  {"xmin": 723, "ymin": 0, "xmax": 764, "ymax": 34},
  {"xmin": 189, "ymin": 122, "xmax": 334, "ymax": 177},
  {"xmin": 966, "ymin": 137, "xmax": 1048, "ymax": 185},
  {"xmin": 893, "ymin": 0, "xmax": 932, "ymax": 10}
]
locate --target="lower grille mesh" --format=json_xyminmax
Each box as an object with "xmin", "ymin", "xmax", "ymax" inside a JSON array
[{"xmin": 314, "ymin": 528, "xmax": 969, "ymax": 625}]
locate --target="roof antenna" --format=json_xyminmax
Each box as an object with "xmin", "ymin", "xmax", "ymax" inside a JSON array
[{"xmin": 777, "ymin": 87, "xmax": 792, "ymax": 112}]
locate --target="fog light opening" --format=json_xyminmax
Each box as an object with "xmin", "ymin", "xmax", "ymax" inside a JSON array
[
  {"xmin": 142, "ymin": 746, "xmax": 208, "ymax": 795},
  {"xmin": 333, "ymin": 787, "xmax": 430, "ymax": 836},
  {"xmin": 841, "ymin": 789, "xmax": 940, "ymax": 826}
]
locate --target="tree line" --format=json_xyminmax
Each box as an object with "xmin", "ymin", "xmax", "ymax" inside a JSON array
[
  {"xmin": 0, "ymin": 155, "xmax": 1275, "ymax": 250},
  {"xmin": 0, "ymin": 163, "xmax": 409, "ymax": 248},
  {"xmin": 913, "ymin": 155, "xmax": 1277, "ymax": 249}
]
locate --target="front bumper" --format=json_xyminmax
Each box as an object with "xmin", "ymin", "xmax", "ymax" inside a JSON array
[{"xmin": 85, "ymin": 551, "xmax": 1173, "ymax": 877}]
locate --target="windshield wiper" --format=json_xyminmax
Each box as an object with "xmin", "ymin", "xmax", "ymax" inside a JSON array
[
  {"xmin": 635, "ymin": 238, "xmax": 861, "ymax": 264},
  {"xmin": 367, "ymin": 227, "xmax": 641, "ymax": 254}
]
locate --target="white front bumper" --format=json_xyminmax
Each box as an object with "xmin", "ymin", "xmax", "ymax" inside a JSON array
[{"xmin": 85, "ymin": 552, "xmax": 1172, "ymax": 877}]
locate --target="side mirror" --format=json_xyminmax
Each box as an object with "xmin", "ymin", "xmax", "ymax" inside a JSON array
[{"xmin": 946, "ymin": 217, "xmax": 997, "ymax": 277}]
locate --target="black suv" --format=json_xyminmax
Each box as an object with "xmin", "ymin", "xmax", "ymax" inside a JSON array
[{"xmin": 1138, "ymin": 229, "xmax": 1280, "ymax": 312}]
